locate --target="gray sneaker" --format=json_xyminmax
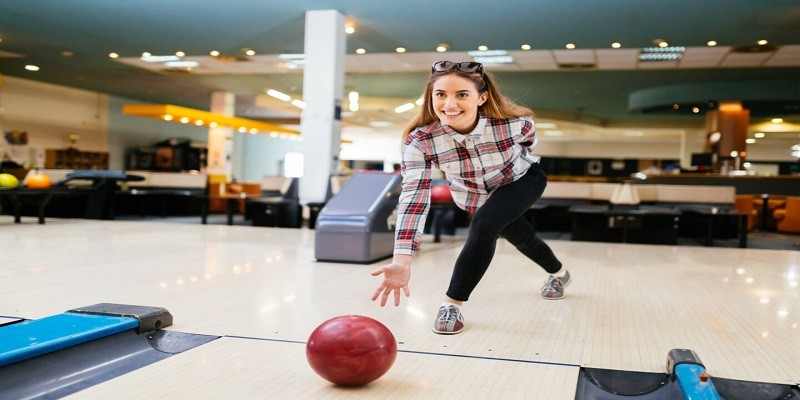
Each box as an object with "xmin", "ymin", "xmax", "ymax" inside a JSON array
[
  {"xmin": 432, "ymin": 305, "xmax": 464, "ymax": 334},
  {"xmin": 541, "ymin": 270, "xmax": 571, "ymax": 300}
]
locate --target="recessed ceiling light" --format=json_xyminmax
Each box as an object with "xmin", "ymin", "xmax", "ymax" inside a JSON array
[
  {"xmin": 746, "ymin": 138, "xmax": 756, "ymax": 144},
  {"xmin": 478, "ymin": 45, "xmax": 488, "ymax": 51},
  {"xmin": 345, "ymin": 25, "xmax": 355, "ymax": 34},
  {"xmin": 244, "ymin": 49, "xmax": 255, "ymax": 56},
  {"xmin": 394, "ymin": 103, "xmax": 415, "ymax": 113},
  {"xmin": 210, "ymin": 50, "xmax": 220, "ymax": 57},
  {"xmin": 355, "ymin": 48, "xmax": 366, "ymax": 54},
  {"xmin": 24, "ymin": 65, "xmax": 39, "ymax": 71},
  {"xmin": 771, "ymin": 118, "xmax": 783, "ymax": 123},
  {"xmin": 565, "ymin": 43, "xmax": 576, "ymax": 49},
  {"xmin": 757, "ymin": 39, "xmax": 768, "ymax": 45},
  {"xmin": 673, "ymin": 104, "xmax": 679, "ymax": 110},
  {"xmin": 611, "ymin": 42, "xmax": 622, "ymax": 49},
  {"xmin": 141, "ymin": 52, "xmax": 151, "ymax": 57},
  {"xmin": 395, "ymin": 47, "xmax": 406, "ymax": 53},
  {"xmin": 61, "ymin": 51, "xmax": 73, "ymax": 57},
  {"xmin": 658, "ymin": 41, "xmax": 669, "ymax": 47},
  {"xmin": 175, "ymin": 51, "xmax": 185, "ymax": 57},
  {"xmin": 436, "ymin": 43, "xmax": 450, "ymax": 52},
  {"xmin": 754, "ymin": 132, "xmax": 765, "ymax": 138},
  {"xmin": 521, "ymin": 44, "xmax": 531, "ymax": 50},
  {"xmin": 707, "ymin": 40, "xmax": 717, "ymax": 47},
  {"xmin": 109, "ymin": 52, "xmax": 119, "ymax": 59},
  {"xmin": 692, "ymin": 107, "xmax": 700, "ymax": 113}
]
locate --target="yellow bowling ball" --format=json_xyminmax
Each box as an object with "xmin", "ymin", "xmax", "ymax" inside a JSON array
[{"xmin": 0, "ymin": 173, "xmax": 19, "ymax": 188}]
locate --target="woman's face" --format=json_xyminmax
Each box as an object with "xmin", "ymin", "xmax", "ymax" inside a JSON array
[{"xmin": 431, "ymin": 74, "xmax": 487, "ymax": 134}]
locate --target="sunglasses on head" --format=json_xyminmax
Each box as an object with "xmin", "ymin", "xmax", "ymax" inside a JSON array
[{"xmin": 431, "ymin": 61, "xmax": 484, "ymax": 75}]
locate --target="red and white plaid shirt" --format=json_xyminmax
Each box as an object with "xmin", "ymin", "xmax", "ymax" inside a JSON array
[{"xmin": 394, "ymin": 115, "xmax": 540, "ymax": 256}]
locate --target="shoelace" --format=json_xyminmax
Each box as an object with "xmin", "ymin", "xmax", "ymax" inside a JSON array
[
  {"xmin": 542, "ymin": 276, "xmax": 563, "ymax": 293},
  {"xmin": 438, "ymin": 306, "xmax": 461, "ymax": 322}
]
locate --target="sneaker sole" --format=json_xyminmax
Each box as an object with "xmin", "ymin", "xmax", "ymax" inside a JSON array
[{"xmin": 432, "ymin": 327, "xmax": 463, "ymax": 334}]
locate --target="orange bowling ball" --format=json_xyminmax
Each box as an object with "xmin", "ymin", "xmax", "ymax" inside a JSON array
[{"xmin": 26, "ymin": 173, "xmax": 52, "ymax": 189}]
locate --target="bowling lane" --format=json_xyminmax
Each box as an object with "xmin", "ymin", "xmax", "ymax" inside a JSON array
[
  {"xmin": 2, "ymin": 218, "xmax": 799, "ymax": 386},
  {"xmin": 65, "ymin": 336, "xmax": 580, "ymax": 399}
]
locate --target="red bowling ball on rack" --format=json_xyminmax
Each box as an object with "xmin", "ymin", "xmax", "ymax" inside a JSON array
[
  {"xmin": 430, "ymin": 184, "xmax": 453, "ymax": 203},
  {"xmin": 306, "ymin": 315, "xmax": 397, "ymax": 386}
]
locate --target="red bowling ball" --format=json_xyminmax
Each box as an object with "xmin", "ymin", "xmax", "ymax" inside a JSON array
[
  {"xmin": 306, "ymin": 315, "xmax": 397, "ymax": 386},
  {"xmin": 431, "ymin": 185, "xmax": 453, "ymax": 203}
]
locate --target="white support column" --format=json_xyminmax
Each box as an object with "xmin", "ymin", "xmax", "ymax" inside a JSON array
[
  {"xmin": 207, "ymin": 91, "xmax": 235, "ymax": 180},
  {"xmin": 299, "ymin": 10, "xmax": 346, "ymax": 204}
]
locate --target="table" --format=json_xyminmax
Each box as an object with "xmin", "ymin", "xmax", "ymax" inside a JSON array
[
  {"xmin": 0, "ymin": 188, "xmax": 86, "ymax": 224},
  {"xmin": 569, "ymin": 205, "xmax": 681, "ymax": 245},
  {"xmin": 675, "ymin": 207, "xmax": 748, "ymax": 248}
]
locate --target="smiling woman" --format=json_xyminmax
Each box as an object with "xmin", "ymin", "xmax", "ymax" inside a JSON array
[{"xmin": 371, "ymin": 61, "xmax": 571, "ymax": 335}]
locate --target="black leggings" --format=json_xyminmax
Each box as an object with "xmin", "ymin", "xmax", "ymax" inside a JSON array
[{"xmin": 446, "ymin": 163, "xmax": 562, "ymax": 301}]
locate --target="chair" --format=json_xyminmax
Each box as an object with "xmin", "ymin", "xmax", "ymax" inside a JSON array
[
  {"xmin": 734, "ymin": 195, "xmax": 761, "ymax": 231},
  {"xmin": 773, "ymin": 196, "xmax": 800, "ymax": 234}
]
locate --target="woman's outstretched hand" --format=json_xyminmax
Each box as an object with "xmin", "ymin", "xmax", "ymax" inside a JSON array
[{"xmin": 371, "ymin": 255, "xmax": 412, "ymax": 306}]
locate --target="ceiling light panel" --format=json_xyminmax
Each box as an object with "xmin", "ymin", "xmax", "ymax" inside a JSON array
[
  {"xmin": 510, "ymin": 50, "xmax": 559, "ymax": 70},
  {"xmin": 678, "ymin": 46, "xmax": 730, "ymax": 68},
  {"xmin": 721, "ymin": 51, "xmax": 773, "ymax": 67},
  {"xmin": 595, "ymin": 48, "xmax": 638, "ymax": 69},
  {"xmin": 551, "ymin": 49, "xmax": 595, "ymax": 65},
  {"xmin": 763, "ymin": 44, "xmax": 800, "ymax": 67}
]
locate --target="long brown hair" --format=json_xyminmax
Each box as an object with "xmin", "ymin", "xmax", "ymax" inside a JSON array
[{"xmin": 402, "ymin": 68, "xmax": 533, "ymax": 140}]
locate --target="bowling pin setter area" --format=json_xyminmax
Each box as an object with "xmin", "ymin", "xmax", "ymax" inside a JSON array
[{"xmin": 1, "ymin": 218, "xmax": 799, "ymax": 399}]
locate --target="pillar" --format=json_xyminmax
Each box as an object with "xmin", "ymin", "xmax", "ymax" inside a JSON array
[
  {"xmin": 299, "ymin": 10, "xmax": 346, "ymax": 204},
  {"xmin": 705, "ymin": 101, "xmax": 749, "ymax": 160},
  {"xmin": 207, "ymin": 91, "xmax": 235, "ymax": 181}
]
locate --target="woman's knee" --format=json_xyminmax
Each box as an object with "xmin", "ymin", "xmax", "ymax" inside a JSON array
[{"xmin": 469, "ymin": 213, "xmax": 504, "ymax": 237}]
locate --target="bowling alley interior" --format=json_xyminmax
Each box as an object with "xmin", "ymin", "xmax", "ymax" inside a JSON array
[{"xmin": 1, "ymin": 1, "xmax": 799, "ymax": 399}]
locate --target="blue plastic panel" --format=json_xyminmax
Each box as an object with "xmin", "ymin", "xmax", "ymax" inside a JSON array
[
  {"xmin": 674, "ymin": 363, "xmax": 721, "ymax": 400},
  {"xmin": 0, "ymin": 312, "xmax": 138, "ymax": 367}
]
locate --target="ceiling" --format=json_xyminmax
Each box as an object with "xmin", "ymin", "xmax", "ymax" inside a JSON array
[{"xmin": 0, "ymin": 0, "xmax": 799, "ymax": 136}]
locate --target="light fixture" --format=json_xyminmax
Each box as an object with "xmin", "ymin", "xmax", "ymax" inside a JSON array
[
  {"xmin": 521, "ymin": 44, "xmax": 531, "ymax": 50},
  {"xmin": 639, "ymin": 46, "xmax": 685, "ymax": 62},
  {"xmin": 658, "ymin": 41, "xmax": 669, "ymax": 47},
  {"xmin": 746, "ymin": 138, "xmax": 756, "ymax": 144},
  {"xmin": 244, "ymin": 49, "xmax": 256, "ymax": 56},
  {"xmin": 772, "ymin": 118, "xmax": 783, "ymax": 124},
  {"xmin": 611, "ymin": 42, "xmax": 622, "ymax": 49},
  {"xmin": 757, "ymin": 39, "xmax": 768, "ymax": 45},
  {"xmin": 355, "ymin": 48, "xmax": 366, "ymax": 54},
  {"xmin": 565, "ymin": 43, "xmax": 576, "ymax": 49},
  {"xmin": 436, "ymin": 43, "xmax": 449, "ymax": 52},
  {"xmin": 122, "ymin": 104, "xmax": 299, "ymax": 135},
  {"xmin": 291, "ymin": 99, "xmax": 306, "ymax": 109},
  {"xmin": 707, "ymin": 40, "xmax": 717, "ymax": 47},
  {"xmin": 394, "ymin": 103, "xmax": 415, "ymax": 113},
  {"xmin": 692, "ymin": 107, "xmax": 700, "ymax": 113},
  {"xmin": 345, "ymin": 22, "xmax": 355, "ymax": 34},
  {"xmin": 395, "ymin": 47, "xmax": 406, "ymax": 53},
  {"xmin": 141, "ymin": 55, "xmax": 180, "ymax": 63},
  {"xmin": 266, "ymin": 89, "xmax": 291, "ymax": 102},
  {"xmin": 61, "ymin": 51, "xmax": 73, "ymax": 57},
  {"xmin": 478, "ymin": 45, "xmax": 488, "ymax": 51},
  {"xmin": 754, "ymin": 132, "xmax": 765, "ymax": 138},
  {"xmin": 24, "ymin": 65, "xmax": 39, "ymax": 71},
  {"xmin": 109, "ymin": 52, "xmax": 119, "ymax": 59},
  {"xmin": 210, "ymin": 50, "xmax": 220, "ymax": 57},
  {"xmin": 175, "ymin": 51, "xmax": 185, "ymax": 57}
]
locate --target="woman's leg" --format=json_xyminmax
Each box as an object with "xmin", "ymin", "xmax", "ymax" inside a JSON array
[{"xmin": 446, "ymin": 164, "xmax": 561, "ymax": 301}]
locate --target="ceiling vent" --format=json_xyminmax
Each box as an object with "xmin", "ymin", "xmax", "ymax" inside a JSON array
[
  {"xmin": 731, "ymin": 44, "xmax": 778, "ymax": 53},
  {"xmin": 214, "ymin": 55, "xmax": 251, "ymax": 62},
  {"xmin": 558, "ymin": 63, "xmax": 596, "ymax": 69}
]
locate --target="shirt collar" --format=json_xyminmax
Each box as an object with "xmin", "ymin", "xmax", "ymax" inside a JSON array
[{"xmin": 446, "ymin": 116, "xmax": 486, "ymax": 143}]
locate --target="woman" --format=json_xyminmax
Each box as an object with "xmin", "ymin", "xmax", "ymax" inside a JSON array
[{"xmin": 371, "ymin": 61, "xmax": 569, "ymax": 334}]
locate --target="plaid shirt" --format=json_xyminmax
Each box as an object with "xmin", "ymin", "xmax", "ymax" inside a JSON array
[{"xmin": 394, "ymin": 115, "xmax": 540, "ymax": 256}]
